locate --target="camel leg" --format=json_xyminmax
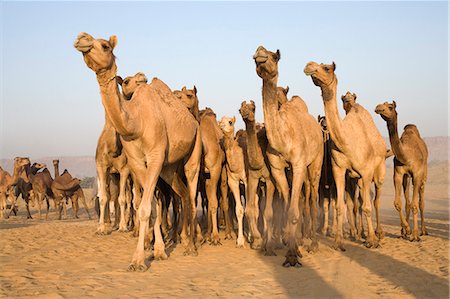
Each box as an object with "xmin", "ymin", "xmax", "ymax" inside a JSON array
[
  {"xmin": 332, "ymin": 165, "xmax": 346, "ymax": 251},
  {"xmin": 0, "ymin": 192, "xmax": 6, "ymax": 219},
  {"xmin": 319, "ymin": 188, "xmax": 329, "ymax": 236},
  {"xmin": 361, "ymin": 176, "xmax": 378, "ymax": 248},
  {"xmin": 373, "ymin": 163, "xmax": 385, "ymax": 239},
  {"xmin": 302, "ymin": 181, "xmax": 311, "ymax": 239},
  {"xmin": 220, "ymin": 166, "xmax": 232, "ymax": 240},
  {"xmin": 228, "ymin": 177, "xmax": 245, "ymax": 248},
  {"xmin": 394, "ymin": 170, "xmax": 409, "ymax": 238},
  {"xmin": 205, "ymin": 163, "xmax": 221, "ymax": 245},
  {"xmin": 410, "ymin": 177, "xmax": 421, "ymax": 242},
  {"xmin": 246, "ymin": 173, "xmax": 262, "ymax": 249},
  {"xmin": 78, "ymin": 191, "xmax": 91, "ymax": 220},
  {"xmin": 403, "ymin": 175, "xmax": 411, "ymax": 223},
  {"xmin": 129, "ymin": 160, "xmax": 162, "ymax": 272},
  {"xmin": 307, "ymin": 159, "xmax": 321, "ymax": 253},
  {"xmin": 331, "ymin": 195, "xmax": 337, "ymax": 237},
  {"xmin": 270, "ymin": 167, "xmax": 290, "ymax": 242},
  {"xmin": 345, "ymin": 187, "xmax": 356, "ymax": 239},
  {"xmin": 419, "ymin": 180, "xmax": 427, "ymax": 236},
  {"xmin": 96, "ymin": 170, "xmax": 112, "ymax": 234},
  {"xmin": 263, "ymin": 178, "xmax": 276, "ymax": 256},
  {"xmin": 6, "ymin": 191, "xmax": 18, "ymax": 219},
  {"xmin": 153, "ymin": 196, "xmax": 168, "ymax": 260},
  {"xmin": 118, "ymin": 171, "xmax": 130, "ymax": 231},
  {"xmin": 283, "ymin": 165, "xmax": 306, "ymax": 267},
  {"xmin": 45, "ymin": 196, "xmax": 50, "ymax": 220}
]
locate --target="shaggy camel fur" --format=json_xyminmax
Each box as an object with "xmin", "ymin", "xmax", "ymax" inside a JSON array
[
  {"xmin": 74, "ymin": 32, "xmax": 202, "ymax": 271},
  {"xmin": 219, "ymin": 116, "xmax": 247, "ymax": 247},
  {"xmin": 0, "ymin": 158, "xmax": 30, "ymax": 218},
  {"xmin": 304, "ymin": 61, "xmax": 386, "ymax": 250},
  {"xmin": 239, "ymin": 100, "xmax": 278, "ymax": 254},
  {"xmin": 254, "ymin": 47, "xmax": 323, "ymax": 267},
  {"xmin": 175, "ymin": 87, "xmax": 227, "ymax": 245},
  {"xmin": 375, "ymin": 101, "xmax": 428, "ymax": 241}
]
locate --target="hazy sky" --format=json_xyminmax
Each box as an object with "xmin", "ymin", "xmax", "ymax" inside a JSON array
[{"xmin": 1, "ymin": 1, "xmax": 448, "ymax": 159}]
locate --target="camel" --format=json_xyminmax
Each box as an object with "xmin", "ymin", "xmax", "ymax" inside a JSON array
[
  {"xmin": 304, "ymin": 61, "xmax": 386, "ymax": 250},
  {"xmin": 375, "ymin": 101, "xmax": 428, "ymax": 241},
  {"xmin": 175, "ymin": 87, "xmax": 227, "ymax": 245},
  {"xmin": 0, "ymin": 157, "xmax": 30, "ymax": 218},
  {"xmin": 28, "ymin": 163, "xmax": 55, "ymax": 220},
  {"xmin": 94, "ymin": 72, "xmax": 149, "ymax": 234},
  {"xmin": 51, "ymin": 160, "xmax": 91, "ymax": 220},
  {"xmin": 253, "ymin": 46, "xmax": 323, "ymax": 267},
  {"xmin": 218, "ymin": 116, "xmax": 247, "ymax": 247},
  {"xmin": 239, "ymin": 100, "xmax": 279, "ymax": 254},
  {"xmin": 317, "ymin": 115, "xmax": 337, "ymax": 236},
  {"xmin": 74, "ymin": 32, "xmax": 202, "ymax": 271}
]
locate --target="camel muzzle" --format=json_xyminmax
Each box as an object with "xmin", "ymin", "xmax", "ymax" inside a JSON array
[{"xmin": 74, "ymin": 33, "xmax": 94, "ymax": 53}]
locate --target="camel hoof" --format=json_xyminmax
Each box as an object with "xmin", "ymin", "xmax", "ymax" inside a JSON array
[
  {"xmin": 282, "ymin": 253, "xmax": 302, "ymax": 268},
  {"xmin": 183, "ymin": 244, "xmax": 198, "ymax": 256},
  {"xmin": 375, "ymin": 229, "xmax": 384, "ymax": 239},
  {"xmin": 153, "ymin": 250, "xmax": 168, "ymax": 261},
  {"xmin": 209, "ymin": 235, "xmax": 221, "ymax": 246},
  {"xmin": 127, "ymin": 264, "xmax": 137, "ymax": 272},
  {"xmin": 224, "ymin": 233, "xmax": 233, "ymax": 240},
  {"xmin": 410, "ymin": 231, "xmax": 421, "ymax": 242},
  {"xmin": 236, "ymin": 237, "xmax": 245, "ymax": 248},
  {"xmin": 264, "ymin": 249, "xmax": 276, "ymax": 256},
  {"xmin": 364, "ymin": 238, "xmax": 379, "ymax": 248},
  {"xmin": 251, "ymin": 238, "xmax": 263, "ymax": 250},
  {"xmin": 420, "ymin": 229, "xmax": 428, "ymax": 236},
  {"xmin": 307, "ymin": 241, "xmax": 319, "ymax": 253},
  {"xmin": 332, "ymin": 242, "xmax": 346, "ymax": 252}
]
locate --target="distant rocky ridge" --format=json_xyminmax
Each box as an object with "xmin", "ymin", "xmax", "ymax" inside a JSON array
[{"xmin": 1, "ymin": 137, "xmax": 448, "ymax": 178}]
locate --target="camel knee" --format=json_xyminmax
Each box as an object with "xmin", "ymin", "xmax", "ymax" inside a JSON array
[
  {"xmin": 236, "ymin": 205, "xmax": 244, "ymax": 218},
  {"xmin": 394, "ymin": 200, "xmax": 402, "ymax": 211}
]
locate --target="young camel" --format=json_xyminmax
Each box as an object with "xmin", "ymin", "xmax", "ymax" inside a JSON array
[
  {"xmin": 174, "ymin": 87, "xmax": 227, "ymax": 245},
  {"xmin": 74, "ymin": 32, "xmax": 202, "ymax": 271},
  {"xmin": 218, "ymin": 116, "xmax": 247, "ymax": 248},
  {"xmin": 375, "ymin": 101, "xmax": 428, "ymax": 241},
  {"xmin": 304, "ymin": 61, "xmax": 387, "ymax": 250},
  {"xmin": 239, "ymin": 100, "xmax": 279, "ymax": 254},
  {"xmin": 254, "ymin": 47, "xmax": 323, "ymax": 267}
]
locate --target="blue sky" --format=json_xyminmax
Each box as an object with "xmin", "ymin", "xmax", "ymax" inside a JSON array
[{"xmin": 1, "ymin": 1, "xmax": 448, "ymax": 159}]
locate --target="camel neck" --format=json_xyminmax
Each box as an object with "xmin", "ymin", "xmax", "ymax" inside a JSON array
[
  {"xmin": 261, "ymin": 77, "xmax": 287, "ymax": 154},
  {"xmin": 386, "ymin": 116, "xmax": 408, "ymax": 164},
  {"xmin": 320, "ymin": 78, "xmax": 348, "ymax": 153},
  {"xmin": 244, "ymin": 120, "xmax": 264, "ymax": 169},
  {"xmin": 96, "ymin": 64, "xmax": 134, "ymax": 137},
  {"xmin": 223, "ymin": 132, "xmax": 235, "ymax": 151},
  {"xmin": 54, "ymin": 164, "xmax": 60, "ymax": 178}
]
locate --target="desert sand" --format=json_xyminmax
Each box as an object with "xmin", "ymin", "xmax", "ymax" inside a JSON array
[{"xmin": 0, "ymin": 164, "xmax": 448, "ymax": 298}]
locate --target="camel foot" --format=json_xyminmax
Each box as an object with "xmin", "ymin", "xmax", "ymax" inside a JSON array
[
  {"xmin": 364, "ymin": 236, "xmax": 379, "ymax": 248},
  {"xmin": 251, "ymin": 237, "xmax": 263, "ymax": 250},
  {"xmin": 224, "ymin": 233, "xmax": 233, "ymax": 240},
  {"xmin": 27, "ymin": 215, "xmax": 33, "ymax": 219},
  {"xmin": 127, "ymin": 263, "xmax": 148, "ymax": 272},
  {"xmin": 332, "ymin": 241, "xmax": 346, "ymax": 252},
  {"xmin": 264, "ymin": 243, "xmax": 277, "ymax": 256},
  {"xmin": 209, "ymin": 234, "xmax": 221, "ymax": 246},
  {"xmin": 321, "ymin": 227, "xmax": 328, "ymax": 236},
  {"xmin": 236, "ymin": 236, "xmax": 245, "ymax": 248},
  {"xmin": 410, "ymin": 230, "xmax": 421, "ymax": 242},
  {"xmin": 307, "ymin": 240, "xmax": 319, "ymax": 253},
  {"xmin": 375, "ymin": 228, "xmax": 384, "ymax": 239},
  {"xmin": 183, "ymin": 243, "xmax": 198, "ymax": 256},
  {"xmin": 96, "ymin": 224, "xmax": 112, "ymax": 235},
  {"xmin": 117, "ymin": 225, "xmax": 129, "ymax": 233},
  {"xmin": 282, "ymin": 251, "xmax": 302, "ymax": 268},
  {"xmin": 420, "ymin": 228, "xmax": 428, "ymax": 236},
  {"xmin": 153, "ymin": 246, "xmax": 168, "ymax": 261}
]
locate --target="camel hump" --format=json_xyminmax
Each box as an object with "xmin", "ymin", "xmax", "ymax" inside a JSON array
[
  {"xmin": 53, "ymin": 178, "xmax": 80, "ymax": 191},
  {"xmin": 404, "ymin": 124, "xmax": 421, "ymax": 137},
  {"xmin": 289, "ymin": 95, "xmax": 308, "ymax": 113}
]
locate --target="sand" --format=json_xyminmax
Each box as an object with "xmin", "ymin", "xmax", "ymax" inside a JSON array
[{"xmin": 0, "ymin": 164, "xmax": 448, "ymax": 298}]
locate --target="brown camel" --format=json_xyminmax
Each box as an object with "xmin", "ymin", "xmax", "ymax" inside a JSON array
[
  {"xmin": 175, "ymin": 87, "xmax": 227, "ymax": 245},
  {"xmin": 254, "ymin": 46, "xmax": 323, "ymax": 267},
  {"xmin": 94, "ymin": 72, "xmax": 149, "ymax": 234},
  {"xmin": 74, "ymin": 32, "xmax": 202, "ymax": 271},
  {"xmin": 28, "ymin": 163, "xmax": 55, "ymax": 220},
  {"xmin": 51, "ymin": 160, "xmax": 91, "ymax": 220},
  {"xmin": 0, "ymin": 157, "xmax": 30, "ymax": 218},
  {"xmin": 375, "ymin": 101, "xmax": 428, "ymax": 241},
  {"xmin": 239, "ymin": 100, "xmax": 278, "ymax": 254},
  {"xmin": 304, "ymin": 61, "xmax": 386, "ymax": 250},
  {"xmin": 218, "ymin": 116, "xmax": 247, "ymax": 247}
]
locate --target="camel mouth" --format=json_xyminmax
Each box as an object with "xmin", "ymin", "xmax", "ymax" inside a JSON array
[
  {"xmin": 74, "ymin": 33, "xmax": 94, "ymax": 53},
  {"xmin": 254, "ymin": 55, "xmax": 268, "ymax": 64},
  {"xmin": 374, "ymin": 107, "xmax": 385, "ymax": 114}
]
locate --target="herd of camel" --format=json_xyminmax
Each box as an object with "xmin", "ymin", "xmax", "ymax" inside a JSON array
[{"xmin": 0, "ymin": 32, "xmax": 429, "ymax": 272}]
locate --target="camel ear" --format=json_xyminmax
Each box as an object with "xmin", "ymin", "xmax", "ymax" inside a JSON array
[
  {"xmin": 317, "ymin": 115, "xmax": 321, "ymax": 122},
  {"xmin": 393, "ymin": 100, "xmax": 397, "ymax": 108},
  {"xmin": 275, "ymin": 49, "xmax": 281, "ymax": 61},
  {"xmin": 250, "ymin": 100, "xmax": 255, "ymax": 106},
  {"xmin": 353, "ymin": 93, "xmax": 357, "ymax": 100},
  {"xmin": 116, "ymin": 76, "xmax": 123, "ymax": 86},
  {"xmin": 331, "ymin": 62, "xmax": 336, "ymax": 71},
  {"xmin": 109, "ymin": 35, "xmax": 118, "ymax": 50},
  {"xmin": 284, "ymin": 86, "xmax": 289, "ymax": 95},
  {"xmin": 341, "ymin": 94, "xmax": 345, "ymax": 101},
  {"xmin": 193, "ymin": 85, "xmax": 197, "ymax": 95},
  {"xmin": 232, "ymin": 116, "xmax": 236, "ymax": 124},
  {"xmin": 182, "ymin": 86, "xmax": 186, "ymax": 92}
]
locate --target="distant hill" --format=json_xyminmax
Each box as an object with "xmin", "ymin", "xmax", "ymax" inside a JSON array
[{"xmin": 1, "ymin": 137, "xmax": 448, "ymax": 178}]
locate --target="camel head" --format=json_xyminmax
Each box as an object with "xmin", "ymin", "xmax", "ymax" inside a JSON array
[
  {"xmin": 52, "ymin": 159, "xmax": 59, "ymax": 166},
  {"xmin": 74, "ymin": 32, "xmax": 117, "ymax": 74},
  {"xmin": 118, "ymin": 72, "xmax": 148, "ymax": 100},
  {"xmin": 31, "ymin": 162, "xmax": 46, "ymax": 170},
  {"xmin": 375, "ymin": 101, "xmax": 397, "ymax": 122},
  {"xmin": 277, "ymin": 86, "xmax": 289, "ymax": 107},
  {"xmin": 253, "ymin": 46, "xmax": 280, "ymax": 80},
  {"xmin": 239, "ymin": 100, "xmax": 256, "ymax": 123},
  {"xmin": 218, "ymin": 116, "xmax": 236, "ymax": 136},
  {"xmin": 304, "ymin": 61, "xmax": 336, "ymax": 88},
  {"xmin": 341, "ymin": 91, "xmax": 357, "ymax": 114},
  {"xmin": 14, "ymin": 157, "xmax": 31, "ymax": 168}
]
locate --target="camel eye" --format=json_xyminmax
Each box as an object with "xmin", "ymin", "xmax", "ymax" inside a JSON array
[
  {"xmin": 229, "ymin": 121, "xmax": 232, "ymax": 125},
  {"xmin": 102, "ymin": 44, "xmax": 109, "ymax": 50},
  {"xmin": 124, "ymin": 80, "xmax": 129, "ymax": 85}
]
